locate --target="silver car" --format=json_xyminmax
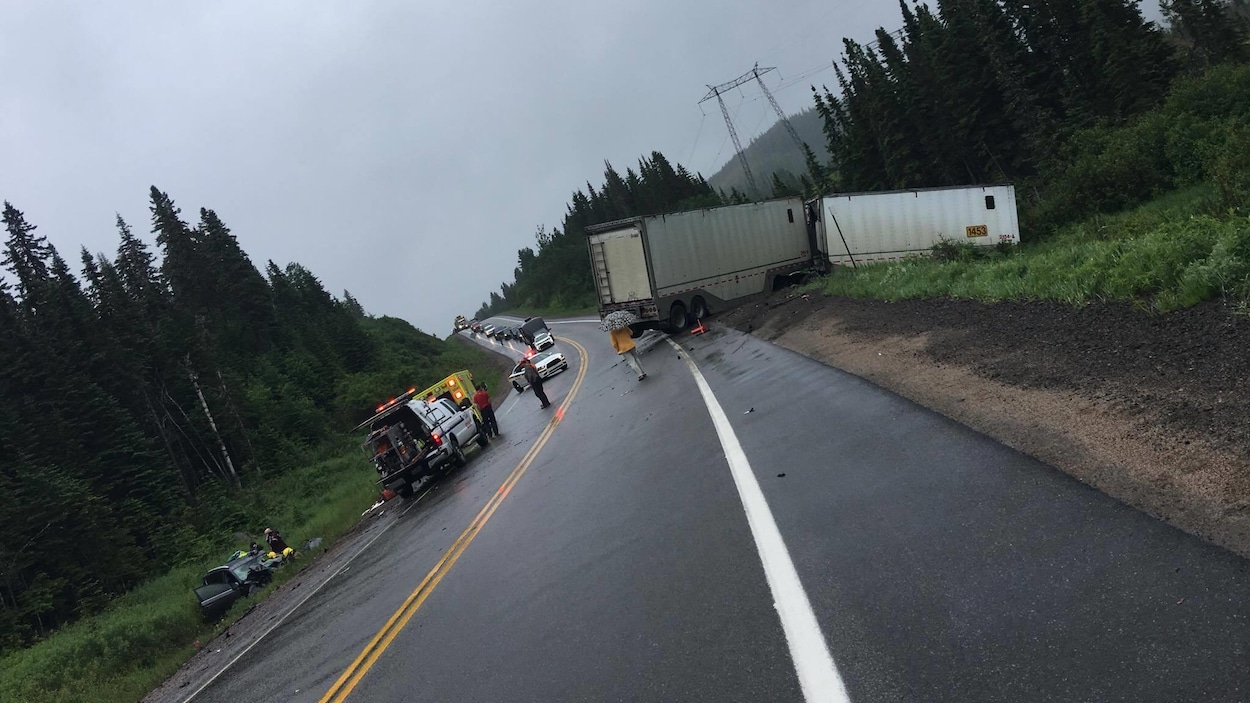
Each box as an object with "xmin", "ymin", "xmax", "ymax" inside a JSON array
[{"xmin": 509, "ymin": 350, "xmax": 569, "ymax": 393}]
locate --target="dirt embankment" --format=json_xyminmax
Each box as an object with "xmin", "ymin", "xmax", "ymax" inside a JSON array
[{"xmin": 720, "ymin": 293, "xmax": 1250, "ymax": 557}]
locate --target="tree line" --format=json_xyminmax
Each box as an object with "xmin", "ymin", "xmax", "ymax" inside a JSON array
[
  {"xmin": 476, "ymin": 152, "xmax": 722, "ymax": 317},
  {"xmin": 0, "ymin": 188, "xmax": 464, "ymax": 651},
  {"xmin": 811, "ymin": 0, "xmax": 1247, "ymax": 196},
  {"xmin": 477, "ymin": 0, "xmax": 1250, "ymax": 317}
]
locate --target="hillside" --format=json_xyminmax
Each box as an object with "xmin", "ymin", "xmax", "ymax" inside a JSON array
[{"xmin": 706, "ymin": 108, "xmax": 830, "ymax": 199}]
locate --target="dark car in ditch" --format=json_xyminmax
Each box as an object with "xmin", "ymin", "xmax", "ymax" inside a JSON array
[{"xmin": 194, "ymin": 554, "xmax": 274, "ymax": 620}]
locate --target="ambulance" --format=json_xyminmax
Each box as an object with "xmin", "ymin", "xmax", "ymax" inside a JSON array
[{"xmin": 418, "ymin": 371, "xmax": 483, "ymax": 421}]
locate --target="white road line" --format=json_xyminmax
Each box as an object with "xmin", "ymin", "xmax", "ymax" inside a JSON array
[
  {"xmin": 500, "ymin": 392, "xmax": 521, "ymax": 417},
  {"xmin": 668, "ymin": 339, "xmax": 850, "ymax": 703},
  {"xmin": 180, "ymin": 488, "xmax": 432, "ymax": 702}
]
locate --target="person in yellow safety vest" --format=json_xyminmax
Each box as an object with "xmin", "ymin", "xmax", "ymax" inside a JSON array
[{"xmin": 609, "ymin": 327, "xmax": 647, "ymax": 381}]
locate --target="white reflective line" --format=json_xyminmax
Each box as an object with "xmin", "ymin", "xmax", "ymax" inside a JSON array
[
  {"xmin": 668, "ymin": 339, "xmax": 850, "ymax": 702},
  {"xmin": 501, "ymin": 392, "xmax": 520, "ymax": 417}
]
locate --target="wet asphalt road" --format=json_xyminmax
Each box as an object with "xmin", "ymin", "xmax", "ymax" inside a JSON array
[{"xmin": 193, "ymin": 317, "xmax": 1250, "ymax": 702}]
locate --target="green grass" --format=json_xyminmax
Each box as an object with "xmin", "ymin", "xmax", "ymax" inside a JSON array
[
  {"xmin": 818, "ymin": 186, "xmax": 1250, "ymax": 311},
  {"xmin": 0, "ymin": 449, "xmax": 379, "ymax": 703}
]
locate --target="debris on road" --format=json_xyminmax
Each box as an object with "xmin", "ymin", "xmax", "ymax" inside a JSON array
[{"xmin": 744, "ymin": 407, "xmax": 754, "ymax": 414}]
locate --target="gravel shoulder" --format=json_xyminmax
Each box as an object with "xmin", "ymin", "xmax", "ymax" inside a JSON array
[{"xmin": 720, "ymin": 293, "xmax": 1250, "ymax": 557}]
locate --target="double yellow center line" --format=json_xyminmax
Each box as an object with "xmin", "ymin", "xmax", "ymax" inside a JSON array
[{"xmin": 319, "ymin": 337, "xmax": 590, "ymax": 703}]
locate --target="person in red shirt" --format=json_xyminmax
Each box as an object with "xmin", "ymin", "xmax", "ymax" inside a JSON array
[{"xmin": 473, "ymin": 382, "xmax": 499, "ymax": 438}]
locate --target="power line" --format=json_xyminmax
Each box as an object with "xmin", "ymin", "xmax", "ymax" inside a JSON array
[
  {"xmin": 685, "ymin": 112, "xmax": 707, "ymax": 168},
  {"xmin": 701, "ymin": 64, "xmax": 781, "ymax": 197},
  {"xmin": 753, "ymin": 63, "xmax": 806, "ymax": 154}
]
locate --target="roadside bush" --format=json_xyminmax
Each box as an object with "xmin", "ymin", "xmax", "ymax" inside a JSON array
[
  {"xmin": 930, "ymin": 239, "xmax": 983, "ymax": 262},
  {"xmin": 1029, "ymin": 64, "xmax": 1250, "ymax": 234},
  {"xmin": 1161, "ymin": 63, "xmax": 1250, "ymax": 122},
  {"xmin": 1208, "ymin": 123, "xmax": 1250, "ymax": 213},
  {"xmin": 1038, "ymin": 112, "xmax": 1173, "ymax": 225}
]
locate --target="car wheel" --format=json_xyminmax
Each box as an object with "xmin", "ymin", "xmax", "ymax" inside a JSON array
[
  {"xmin": 669, "ymin": 302, "xmax": 689, "ymax": 331},
  {"xmin": 691, "ymin": 296, "xmax": 709, "ymax": 321},
  {"xmin": 513, "ymin": 381, "xmax": 524, "ymax": 393},
  {"xmin": 450, "ymin": 438, "xmax": 467, "ymax": 467}
]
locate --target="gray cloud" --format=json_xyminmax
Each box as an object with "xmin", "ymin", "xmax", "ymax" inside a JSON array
[{"xmin": 1, "ymin": 0, "xmax": 1165, "ymax": 334}]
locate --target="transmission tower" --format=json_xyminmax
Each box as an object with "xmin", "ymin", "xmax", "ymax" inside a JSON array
[
  {"xmin": 701, "ymin": 65, "xmax": 768, "ymax": 197},
  {"xmin": 703, "ymin": 63, "xmax": 811, "ymax": 198},
  {"xmin": 752, "ymin": 65, "xmax": 806, "ymax": 154}
]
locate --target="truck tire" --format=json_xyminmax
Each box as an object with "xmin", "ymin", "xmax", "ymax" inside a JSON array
[
  {"xmin": 691, "ymin": 296, "xmax": 709, "ymax": 321},
  {"xmin": 668, "ymin": 302, "xmax": 689, "ymax": 331},
  {"xmin": 397, "ymin": 482, "xmax": 414, "ymax": 499},
  {"xmin": 450, "ymin": 438, "xmax": 467, "ymax": 468}
]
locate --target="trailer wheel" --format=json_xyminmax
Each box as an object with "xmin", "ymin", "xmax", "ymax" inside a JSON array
[
  {"xmin": 691, "ymin": 296, "xmax": 709, "ymax": 321},
  {"xmin": 668, "ymin": 302, "xmax": 690, "ymax": 331},
  {"xmin": 450, "ymin": 438, "xmax": 467, "ymax": 468}
]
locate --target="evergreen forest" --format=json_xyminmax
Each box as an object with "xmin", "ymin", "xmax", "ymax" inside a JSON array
[
  {"xmin": 0, "ymin": 187, "xmax": 484, "ymax": 652},
  {"xmin": 476, "ymin": 0, "xmax": 1250, "ymax": 316}
]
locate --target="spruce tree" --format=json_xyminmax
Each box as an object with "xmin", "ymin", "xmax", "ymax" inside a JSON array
[{"xmin": 1163, "ymin": 0, "xmax": 1249, "ymax": 66}]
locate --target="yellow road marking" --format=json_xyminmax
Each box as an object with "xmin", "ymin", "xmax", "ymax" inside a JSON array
[{"xmin": 319, "ymin": 337, "xmax": 590, "ymax": 703}]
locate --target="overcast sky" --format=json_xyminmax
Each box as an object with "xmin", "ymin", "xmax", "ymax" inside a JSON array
[{"xmin": 1, "ymin": 0, "xmax": 1164, "ymax": 335}]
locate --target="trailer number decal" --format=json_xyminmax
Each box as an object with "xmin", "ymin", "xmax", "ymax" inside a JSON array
[{"xmin": 966, "ymin": 224, "xmax": 989, "ymax": 238}]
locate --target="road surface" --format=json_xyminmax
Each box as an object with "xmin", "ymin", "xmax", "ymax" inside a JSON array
[{"xmin": 184, "ymin": 317, "xmax": 1250, "ymax": 702}]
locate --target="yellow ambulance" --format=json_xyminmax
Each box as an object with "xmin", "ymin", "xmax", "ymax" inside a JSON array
[{"xmin": 418, "ymin": 371, "xmax": 483, "ymax": 421}]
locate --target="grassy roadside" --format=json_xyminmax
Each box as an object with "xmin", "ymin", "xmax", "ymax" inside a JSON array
[
  {"xmin": 0, "ymin": 448, "xmax": 379, "ymax": 703},
  {"xmin": 817, "ymin": 186, "xmax": 1250, "ymax": 312},
  {"xmin": 447, "ymin": 334, "xmax": 517, "ymax": 401}
]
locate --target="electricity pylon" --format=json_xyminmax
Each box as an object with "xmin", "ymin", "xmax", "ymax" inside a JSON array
[
  {"xmin": 752, "ymin": 64, "xmax": 806, "ymax": 154},
  {"xmin": 702, "ymin": 63, "xmax": 809, "ymax": 198},
  {"xmin": 701, "ymin": 65, "xmax": 769, "ymax": 198}
]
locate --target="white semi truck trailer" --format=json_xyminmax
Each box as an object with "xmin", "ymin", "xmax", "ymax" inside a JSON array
[
  {"xmin": 586, "ymin": 185, "xmax": 1019, "ymax": 331},
  {"xmin": 815, "ymin": 184, "xmax": 1020, "ymax": 267}
]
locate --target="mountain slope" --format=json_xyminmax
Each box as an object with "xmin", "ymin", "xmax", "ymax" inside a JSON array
[{"xmin": 707, "ymin": 108, "xmax": 830, "ymax": 198}]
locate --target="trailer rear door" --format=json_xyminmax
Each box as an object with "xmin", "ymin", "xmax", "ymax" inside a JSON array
[{"xmin": 588, "ymin": 226, "xmax": 651, "ymax": 304}]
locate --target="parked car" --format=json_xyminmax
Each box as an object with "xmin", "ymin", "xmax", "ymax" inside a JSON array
[
  {"xmin": 532, "ymin": 329, "xmax": 555, "ymax": 351},
  {"xmin": 194, "ymin": 554, "xmax": 274, "ymax": 620},
  {"xmin": 509, "ymin": 350, "xmax": 569, "ymax": 392}
]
